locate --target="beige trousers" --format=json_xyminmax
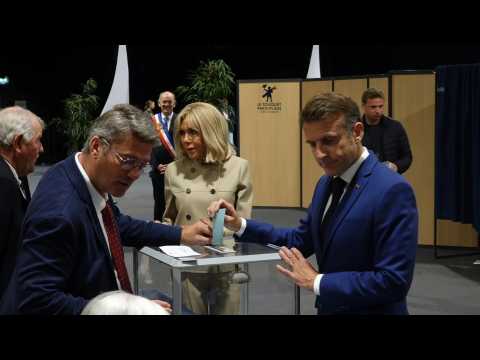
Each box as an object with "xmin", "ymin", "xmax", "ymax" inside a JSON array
[{"xmin": 182, "ymin": 271, "xmax": 241, "ymax": 315}]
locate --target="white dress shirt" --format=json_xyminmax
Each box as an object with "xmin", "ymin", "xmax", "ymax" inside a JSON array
[
  {"xmin": 154, "ymin": 113, "xmax": 173, "ymax": 132},
  {"xmin": 74, "ymin": 152, "xmax": 122, "ymax": 289}
]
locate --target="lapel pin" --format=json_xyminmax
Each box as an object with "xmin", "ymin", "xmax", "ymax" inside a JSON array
[{"xmin": 355, "ymin": 184, "xmax": 360, "ymax": 189}]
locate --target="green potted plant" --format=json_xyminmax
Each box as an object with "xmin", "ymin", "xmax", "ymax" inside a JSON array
[
  {"xmin": 175, "ymin": 59, "xmax": 237, "ymax": 143},
  {"xmin": 53, "ymin": 78, "xmax": 101, "ymax": 153}
]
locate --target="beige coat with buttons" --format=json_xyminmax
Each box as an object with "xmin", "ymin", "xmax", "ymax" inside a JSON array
[{"xmin": 163, "ymin": 156, "xmax": 253, "ymax": 267}]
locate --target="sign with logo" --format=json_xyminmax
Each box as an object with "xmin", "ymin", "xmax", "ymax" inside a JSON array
[{"xmin": 257, "ymin": 84, "xmax": 282, "ymax": 113}]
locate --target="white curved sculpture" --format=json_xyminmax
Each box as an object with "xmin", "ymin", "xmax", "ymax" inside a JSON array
[
  {"xmin": 306, "ymin": 45, "xmax": 322, "ymax": 79},
  {"xmin": 101, "ymin": 45, "xmax": 129, "ymax": 115}
]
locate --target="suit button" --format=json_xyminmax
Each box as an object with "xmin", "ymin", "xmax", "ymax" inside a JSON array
[
  {"xmin": 186, "ymin": 214, "xmax": 192, "ymax": 221},
  {"xmin": 186, "ymin": 188, "xmax": 191, "ymax": 194},
  {"xmin": 210, "ymin": 189, "xmax": 216, "ymax": 195},
  {"xmin": 191, "ymin": 168, "xmax": 196, "ymax": 173}
]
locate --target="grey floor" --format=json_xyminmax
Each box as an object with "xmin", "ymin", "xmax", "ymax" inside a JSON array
[{"xmin": 30, "ymin": 166, "xmax": 480, "ymax": 315}]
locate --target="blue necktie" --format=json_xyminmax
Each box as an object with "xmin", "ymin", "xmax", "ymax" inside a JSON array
[{"xmin": 163, "ymin": 116, "xmax": 174, "ymax": 146}]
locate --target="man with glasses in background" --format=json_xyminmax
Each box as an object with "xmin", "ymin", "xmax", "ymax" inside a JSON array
[{"xmin": 11, "ymin": 104, "xmax": 212, "ymax": 315}]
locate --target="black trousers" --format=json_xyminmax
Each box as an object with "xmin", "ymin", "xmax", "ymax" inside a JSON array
[{"xmin": 150, "ymin": 174, "xmax": 166, "ymax": 221}]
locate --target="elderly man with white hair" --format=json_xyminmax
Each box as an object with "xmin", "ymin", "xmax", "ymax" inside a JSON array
[
  {"xmin": 81, "ymin": 291, "xmax": 170, "ymax": 315},
  {"xmin": 0, "ymin": 106, "xmax": 44, "ymax": 314}
]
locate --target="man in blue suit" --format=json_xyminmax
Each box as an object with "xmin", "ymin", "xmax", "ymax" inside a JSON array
[
  {"xmin": 13, "ymin": 104, "xmax": 211, "ymax": 315},
  {"xmin": 208, "ymin": 93, "xmax": 418, "ymax": 315}
]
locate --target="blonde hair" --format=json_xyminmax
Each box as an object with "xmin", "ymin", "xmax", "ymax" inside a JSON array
[{"xmin": 174, "ymin": 102, "xmax": 235, "ymax": 163}]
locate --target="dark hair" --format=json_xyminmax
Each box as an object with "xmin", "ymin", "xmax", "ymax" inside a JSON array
[
  {"xmin": 361, "ymin": 88, "xmax": 385, "ymax": 105},
  {"xmin": 301, "ymin": 93, "xmax": 360, "ymax": 133}
]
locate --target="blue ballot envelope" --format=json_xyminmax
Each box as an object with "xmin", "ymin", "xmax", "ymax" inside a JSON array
[{"xmin": 212, "ymin": 208, "xmax": 226, "ymax": 246}]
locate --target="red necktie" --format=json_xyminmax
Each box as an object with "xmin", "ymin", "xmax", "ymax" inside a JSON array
[{"xmin": 101, "ymin": 202, "xmax": 133, "ymax": 293}]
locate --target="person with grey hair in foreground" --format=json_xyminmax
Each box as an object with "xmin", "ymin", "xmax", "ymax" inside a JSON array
[
  {"xmin": 10, "ymin": 104, "xmax": 212, "ymax": 315},
  {"xmin": 0, "ymin": 106, "xmax": 44, "ymax": 314},
  {"xmin": 81, "ymin": 291, "xmax": 170, "ymax": 315}
]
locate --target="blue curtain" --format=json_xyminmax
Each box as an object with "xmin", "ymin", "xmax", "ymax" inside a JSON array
[{"xmin": 436, "ymin": 64, "xmax": 480, "ymax": 234}]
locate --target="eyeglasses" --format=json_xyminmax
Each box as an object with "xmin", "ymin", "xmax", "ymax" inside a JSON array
[
  {"xmin": 101, "ymin": 138, "xmax": 150, "ymax": 171},
  {"xmin": 113, "ymin": 150, "xmax": 150, "ymax": 171}
]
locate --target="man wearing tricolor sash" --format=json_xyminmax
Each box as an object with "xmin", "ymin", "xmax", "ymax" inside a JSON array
[{"xmin": 150, "ymin": 91, "xmax": 177, "ymax": 221}]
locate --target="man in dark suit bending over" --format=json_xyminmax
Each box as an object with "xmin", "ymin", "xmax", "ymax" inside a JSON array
[{"xmin": 12, "ymin": 104, "xmax": 211, "ymax": 314}]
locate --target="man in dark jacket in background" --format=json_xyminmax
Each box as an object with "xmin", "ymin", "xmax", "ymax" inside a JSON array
[
  {"xmin": 0, "ymin": 106, "xmax": 44, "ymax": 313},
  {"xmin": 361, "ymin": 88, "xmax": 412, "ymax": 174}
]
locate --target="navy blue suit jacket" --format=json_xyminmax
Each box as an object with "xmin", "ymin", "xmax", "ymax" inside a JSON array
[
  {"xmin": 0, "ymin": 158, "xmax": 30, "ymax": 314},
  {"xmin": 239, "ymin": 153, "xmax": 418, "ymax": 315},
  {"xmin": 13, "ymin": 155, "xmax": 182, "ymax": 315}
]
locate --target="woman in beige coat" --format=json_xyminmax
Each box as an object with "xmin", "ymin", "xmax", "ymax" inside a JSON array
[{"xmin": 163, "ymin": 102, "xmax": 253, "ymax": 315}]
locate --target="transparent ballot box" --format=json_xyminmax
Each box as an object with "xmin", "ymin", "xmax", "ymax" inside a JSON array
[{"xmin": 133, "ymin": 241, "xmax": 301, "ymax": 315}]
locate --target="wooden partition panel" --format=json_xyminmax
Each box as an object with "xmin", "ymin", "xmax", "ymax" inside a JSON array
[
  {"xmin": 334, "ymin": 79, "xmax": 368, "ymax": 108},
  {"xmin": 436, "ymin": 221, "xmax": 478, "ymax": 247},
  {"xmin": 368, "ymin": 77, "xmax": 390, "ymax": 116},
  {"xmin": 301, "ymin": 80, "xmax": 332, "ymax": 207},
  {"xmin": 392, "ymin": 74, "xmax": 436, "ymax": 246},
  {"xmin": 239, "ymin": 81, "xmax": 301, "ymax": 207},
  {"xmin": 393, "ymin": 73, "xmax": 477, "ymax": 247}
]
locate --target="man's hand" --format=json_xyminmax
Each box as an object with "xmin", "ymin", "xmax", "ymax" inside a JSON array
[
  {"xmin": 152, "ymin": 300, "xmax": 172, "ymax": 314},
  {"xmin": 157, "ymin": 164, "xmax": 168, "ymax": 175},
  {"xmin": 180, "ymin": 220, "xmax": 212, "ymax": 246},
  {"xmin": 207, "ymin": 199, "xmax": 242, "ymax": 232},
  {"xmin": 276, "ymin": 247, "xmax": 318, "ymax": 291},
  {"xmin": 384, "ymin": 161, "xmax": 398, "ymax": 172}
]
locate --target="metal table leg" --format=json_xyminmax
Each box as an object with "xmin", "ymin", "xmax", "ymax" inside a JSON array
[
  {"xmin": 171, "ymin": 269, "xmax": 183, "ymax": 315},
  {"xmin": 133, "ymin": 248, "xmax": 139, "ymax": 295},
  {"xmin": 294, "ymin": 285, "xmax": 301, "ymax": 315},
  {"xmin": 240, "ymin": 263, "xmax": 249, "ymax": 315}
]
